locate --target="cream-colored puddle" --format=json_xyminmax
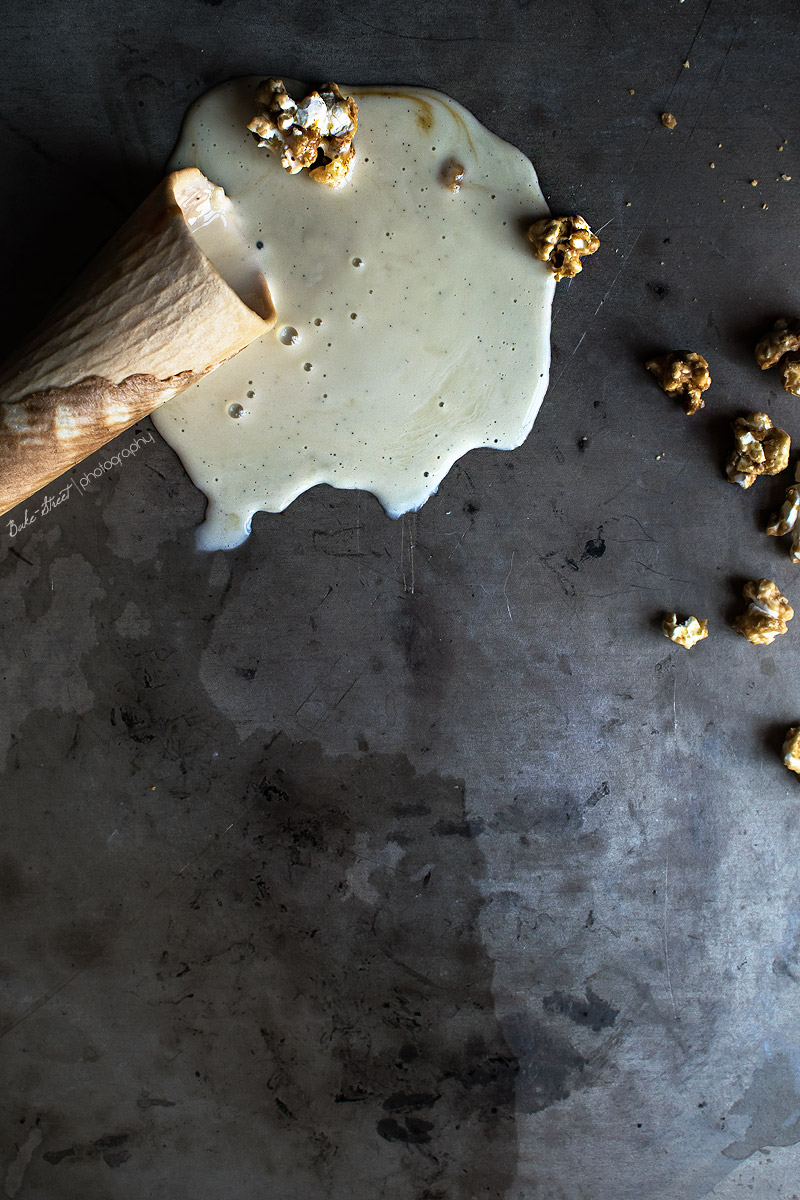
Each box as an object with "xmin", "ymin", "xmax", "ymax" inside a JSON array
[{"xmin": 153, "ymin": 78, "xmax": 554, "ymax": 550}]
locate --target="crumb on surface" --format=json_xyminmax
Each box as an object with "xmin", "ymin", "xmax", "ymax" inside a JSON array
[
  {"xmin": 662, "ymin": 613, "xmax": 708, "ymax": 648},
  {"xmin": 645, "ymin": 351, "xmax": 710, "ymax": 414},
  {"xmin": 527, "ymin": 215, "xmax": 600, "ymax": 281},
  {"xmin": 661, "ymin": 112, "xmax": 677, "ymax": 129},
  {"xmin": 732, "ymin": 579, "xmax": 794, "ymax": 645}
]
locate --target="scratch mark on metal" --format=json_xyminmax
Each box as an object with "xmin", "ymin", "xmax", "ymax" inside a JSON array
[
  {"xmin": 401, "ymin": 513, "xmax": 416, "ymax": 594},
  {"xmin": 592, "ymin": 227, "xmax": 644, "ymax": 318},
  {"xmin": 663, "ymin": 837, "xmax": 679, "ymax": 1022},
  {"xmin": 619, "ymin": 514, "xmax": 657, "ymax": 543},
  {"xmin": 602, "ymin": 474, "xmax": 640, "ymax": 506},
  {"xmin": 446, "ymin": 525, "xmax": 470, "ymax": 560},
  {"xmin": 176, "ymin": 821, "xmax": 235, "ymax": 876},
  {"xmin": 503, "ymin": 550, "xmax": 515, "ymax": 620},
  {"xmin": 672, "ymin": 677, "xmax": 678, "ymax": 741},
  {"xmin": 634, "ymin": 562, "xmax": 693, "ymax": 585},
  {"xmin": 410, "ymin": 512, "xmax": 416, "ymax": 595},
  {"xmin": 293, "ymin": 683, "xmax": 318, "ymax": 717},
  {"xmin": 550, "ymin": 331, "xmax": 588, "ymax": 392},
  {"xmin": 332, "ymin": 673, "xmax": 363, "ymax": 711}
]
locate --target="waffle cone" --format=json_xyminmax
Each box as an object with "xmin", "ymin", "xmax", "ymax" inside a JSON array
[{"xmin": 0, "ymin": 167, "xmax": 274, "ymax": 517}]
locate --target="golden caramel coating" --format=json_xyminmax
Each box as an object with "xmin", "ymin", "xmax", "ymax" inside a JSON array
[
  {"xmin": 247, "ymin": 79, "xmax": 358, "ymax": 189},
  {"xmin": 726, "ymin": 412, "xmax": 790, "ymax": 488},
  {"xmin": 645, "ymin": 351, "xmax": 711, "ymax": 414},
  {"xmin": 661, "ymin": 112, "xmax": 677, "ymax": 129},
  {"xmin": 781, "ymin": 354, "xmax": 800, "ymax": 397},
  {"xmin": 768, "ymin": 487, "xmax": 800, "ymax": 537},
  {"xmin": 527, "ymin": 215, "xmax": 600, "ymax": 282},
  {"xmin": 782, "ymin": 727, "xmax": 800, "ymax": 775},
  {"xmin": 662, "ymin": 613, "xmax": 709, "ymax": 648},
  {"xmin": 754, "ymin": 317, "xmax": 800, "ymax": 370},
  {"xmin": 732, "ymin": 579, "xmax": 794, "ymax": 645},
  {"xmin": 767, "ymin": 477, "xmax": 800, "ymax": 563}
]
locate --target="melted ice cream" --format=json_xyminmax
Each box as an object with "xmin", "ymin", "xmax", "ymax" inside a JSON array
[{"xmin": 154, "ymin": 78, "xmax": 554, "ymax": 550}]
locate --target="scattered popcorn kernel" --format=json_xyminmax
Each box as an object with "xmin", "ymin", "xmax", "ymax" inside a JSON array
[
  {"xmin": 781, "ymin": 354, "xmax": 800, "ymax": 397},
  {"xmin": 527, "ymin": 215, "xmax": 600, "ymax": 281},
  {"xmin": 661, "ymin": 112, "xmax": 677, "ymax": 129},
  {"xmin": 754, "ymin": 317, "xmax": 800, "ymax": 370},
  {"xmin": 247, "ymin": 78, "xmax": 358, "ymax": 188},
  {"xmin": 750, "ymin": 179, "xmax": 758, "ymax": 186},
  {"xmin": 732, "ymin": 578, "xmax": 794, "ymax": 645},
  {"xmin": 782, "ymin": 727, "xmax": 800, "ymax": 774},
  {"xmin": 645, "ymin": 351, "xmax": 710, "ymax": 414},
  {"xmin": 726, "ymin": 412, "xmax": 790, "ymax": 488},
  {"xmin": 662, "ymin": 613, "xmax": 708, "ymax": 648},
  {"xmin": 767, "ymin": 472, "xmax": 800, "ymax": 537},
  {"xmin": 767, "ymin": 480, "xmax": 800, "ymax": 563}
]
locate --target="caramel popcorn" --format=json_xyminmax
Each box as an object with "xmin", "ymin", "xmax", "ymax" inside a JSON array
[
  {"xmin": 782, "ymin": 727, "xmax": 800, "ymax": 775},
  {"xmin": 662, "ymin": 613, "xmax": 709, "ymax": 648},
  {"xmin": 754, "ymin": 317, "xmax": 800, "ymax": 369},
  {"xmin": 732, "ymin": 578, "xmax": 794, "ymax": 645},
  {"xmin": 247, "ymin": 78, "xmax": 358, "ymax": 188},
  {"xmin": 767, "ymin": 486, "xmax": 800, "ymax": 551},
  {"xmin": 766, "ymin": 461, "xmax": 800, "ymax": 562},
  {"xmin": 726, "ymin": 412, "xmax": 790, "ymax": 488},
  {"xmin": 645, "ymin": 351, "xmax": 711, "ymax": 414},
  {"xmin": 527, "ymin": 215, "xmax": 600, "ymax": 281},
  {"xmin": 781, "ymin": 354, "xmax": 800, "ymax": 397}
]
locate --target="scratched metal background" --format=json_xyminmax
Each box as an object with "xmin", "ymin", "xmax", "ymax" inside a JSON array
[{"xmin": 2, "ymin": 1, "xmax": 800, "ymax": 1197}]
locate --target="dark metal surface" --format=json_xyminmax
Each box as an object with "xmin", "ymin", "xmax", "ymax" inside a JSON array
[{"xmin": 2, "ymin": 2, "xmax": 800, "ymax": 1197}]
